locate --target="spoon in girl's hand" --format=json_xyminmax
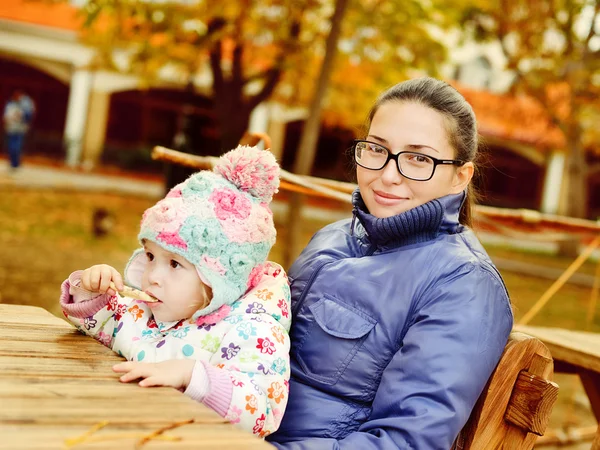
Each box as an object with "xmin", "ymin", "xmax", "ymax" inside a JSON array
[{"xmin": 109, "ymin": 282, "xmax": 159, "ymax": 303}]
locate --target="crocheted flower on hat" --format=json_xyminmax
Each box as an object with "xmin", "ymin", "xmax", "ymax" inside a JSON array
[{"xmin": 125, "ymin": 145, "xmax": 280, "ymax": 320}]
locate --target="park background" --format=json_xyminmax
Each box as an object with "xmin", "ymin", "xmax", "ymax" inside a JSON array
[{"xmin": 1, "ymin": 0, "xmax": 599, "ymax": 447}]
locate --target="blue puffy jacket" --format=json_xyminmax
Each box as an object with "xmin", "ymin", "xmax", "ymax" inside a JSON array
[{"xmin": 267, "ymin": 191, "xmax": 513, "ymax": 449}]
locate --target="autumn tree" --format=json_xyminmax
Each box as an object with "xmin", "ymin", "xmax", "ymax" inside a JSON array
[
  {"xmin": 65, "ymin": 0, "xmax": 323, "ymax": 190},
  {"xmin": 278, "ymin": 0, "xmax": 462, "ymax": 135},
  {"xmin": 74, "ymin": 0, "xmax": 467, "ymax": 152},
  {"xmin": 464, "ymin": 0, "xmax": 600, "ymax": 220},
  {"xmin": 74, "ymin": 0, "xmax": 317, "ymax": 153}
]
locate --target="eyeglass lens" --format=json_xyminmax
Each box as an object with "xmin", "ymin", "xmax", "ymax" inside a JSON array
[{"xmin": 355, "ymin": 141, "xmax": 435, "ymax": 181}]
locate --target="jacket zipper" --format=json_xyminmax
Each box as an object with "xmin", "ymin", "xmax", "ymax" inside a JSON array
[{"xmin": 292, "ymin": 261, "xmax": 329, "ymax": 316}]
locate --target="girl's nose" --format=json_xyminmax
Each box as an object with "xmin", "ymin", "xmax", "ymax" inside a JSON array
[
  {"xmin": 146, "ymin": 266, "xmax": 162, "ymax": 286},
  {"xmin": 380, "ymin": 159, "xmax": 403, "ymax": 185}
]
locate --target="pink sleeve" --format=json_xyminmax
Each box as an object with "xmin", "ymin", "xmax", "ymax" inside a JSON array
[
  {"xmin": 60, "ymin": 270, "xmax": 111, "ymax": 318},
  {"xmin": 184, "ymin": 361, "xmax": 234, "ymax": 417}
]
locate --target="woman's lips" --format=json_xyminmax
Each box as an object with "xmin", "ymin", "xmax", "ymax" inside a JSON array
[{"xmin": 373, "ymin": 190, "xmax": 407, "ymax": 206}]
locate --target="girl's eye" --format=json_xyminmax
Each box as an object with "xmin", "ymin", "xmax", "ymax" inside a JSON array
[
  {"xmin": 170, "ymin": 260, "xmax": 181, "ymax": 269},
  {"xmin": 145, "ymin": 252, "xmax": 154, "ymax": 261}
]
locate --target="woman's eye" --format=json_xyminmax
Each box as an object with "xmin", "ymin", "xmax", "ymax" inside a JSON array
[
  {"xmin": 145, "ymin": 252, "xmax": 154, "ymax": 261},
  {"xmin": 408, "ymin": 154, "xmax": 431, "ymax": 164},
  {"xmin": 368, "ymin": 144, "xmax": 386, "ymax": 154},
  {"xmin": 170, "ymin": 260, "xmax": 181, "ymax": 269}
]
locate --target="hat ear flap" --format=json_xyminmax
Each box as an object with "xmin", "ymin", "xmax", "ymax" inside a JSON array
[{"xmin": 124, "ymin": 248, "xmax": 147, "ymax": 289}]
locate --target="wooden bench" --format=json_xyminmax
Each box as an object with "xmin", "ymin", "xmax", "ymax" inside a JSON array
[
  {"xmin": 515, "ymin": 324, "xmax": 600, "ymax": 449},
  {"xmin": 454, "ymin": 331, "xmax": 559, "ymax": 449}
]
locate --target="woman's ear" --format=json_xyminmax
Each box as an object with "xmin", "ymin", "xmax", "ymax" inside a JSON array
[{"xmin": 450, "ymin": 162, "xmax": 474, "ymax": 194}]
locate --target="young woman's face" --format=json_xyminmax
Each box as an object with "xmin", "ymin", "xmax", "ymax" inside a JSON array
[
  {"xmin": 141, "ymin": 240, "xmax": 211, "ymax": 323},
  {"xmin": 357, "ymin": 101, "xmax": 473, "ymax": 218}
]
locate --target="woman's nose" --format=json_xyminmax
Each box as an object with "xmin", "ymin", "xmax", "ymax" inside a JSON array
[{"xmin": 379, "ymin": 159, "xmax": 403, "ymax": 185}]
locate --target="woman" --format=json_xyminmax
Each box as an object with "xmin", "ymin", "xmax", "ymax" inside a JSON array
[{"xmin": 266, "ymin": 77, "xmax": 513, "ymax": 449}]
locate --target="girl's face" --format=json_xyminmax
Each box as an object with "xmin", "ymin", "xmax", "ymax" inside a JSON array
[
  {"xmin": 357, "ymin": 101, "xmax": 473, "ymax": 218},
  {"xmin": 141, "ymin": 240, "xmax": 211, "ymax": 323}
]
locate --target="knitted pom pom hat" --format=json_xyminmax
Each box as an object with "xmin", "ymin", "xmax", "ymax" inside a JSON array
[{"xmin": 124, "ymin": 145, "xmax": 280, "ymax": 321}]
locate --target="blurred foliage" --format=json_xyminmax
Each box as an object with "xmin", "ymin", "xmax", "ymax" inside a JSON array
[
  {"xmin": 463, "ymin": 0, "xmax": 600, "ymax": 218},
  {"xmin": 47, "ymin": 0, "xmax": 476, "ymax": 147}
]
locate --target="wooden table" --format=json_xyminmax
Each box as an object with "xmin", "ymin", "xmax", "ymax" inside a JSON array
[
  {"xmin": 515, "ymin": 324, "xmax": 600, "ymax": 449},
  {"xmin": 0, "ymin": 304, "xmax": 272, "ymax": 450}
]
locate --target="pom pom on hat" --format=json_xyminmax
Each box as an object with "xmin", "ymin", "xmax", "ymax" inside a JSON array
[{"xmin": 214, "ymin": 145, "xmax": 280, "ymax": 202}]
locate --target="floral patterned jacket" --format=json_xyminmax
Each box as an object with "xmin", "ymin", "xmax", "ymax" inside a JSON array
[{"xmin": 60, "ymin": 262, "xmax": 291, "ymax": 437}]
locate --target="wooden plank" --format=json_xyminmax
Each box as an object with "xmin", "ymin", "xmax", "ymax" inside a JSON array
[
  {"xmin": 0, "ymin": 379, "xmax": 220, "ymax": 426},
  {"xmin": 0, "ymin": 355, "xmax": 122, "ymax": 378},
  {"xmin": 514, "ymin": 325, "xmax": 600, "ymax": 373},
  {"xmin": 0, "ymin": 323, "xmax": 82, "ymax": 342},
  {"xmin": 1, "ymin": 423, "xmax": 270, "ymax": 449},
  {"xmin": 504, "ymin": 370, "xmax": 559, "ymax": 435},
  {"xmin": 0, "ymin": 304, "xmax": 70, "ymax": 327},
  {"xmin": 0, "ymin": 334, "xmax": 121, "ymax": 359},
  {"xmin": 3, "ymin": 397, "xmax": 224, "ymax": 425},
  {"xmin": 0, "ymin": 377, "xmax": 194, "ymax": 400}
]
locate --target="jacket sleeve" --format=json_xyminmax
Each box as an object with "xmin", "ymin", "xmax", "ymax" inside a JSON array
[
  {"xmin": 271, "ymin": 265, "xmax": 513, "ymax": 450},
  {"xmin": 185, "ymin": 265, "xmax": 292, "ymax": 437},
  {"xmin": 60, "ymin": 270, "xmax": 156, "ymax": 357},
  {"xmin": 60, "ymin": 271, "xmax": 123, "ymax": 344}
]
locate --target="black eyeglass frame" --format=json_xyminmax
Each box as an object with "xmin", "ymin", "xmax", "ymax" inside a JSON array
[{"xmin": 353, "ymin": 139, "xmax": 466, "ymax": 182}]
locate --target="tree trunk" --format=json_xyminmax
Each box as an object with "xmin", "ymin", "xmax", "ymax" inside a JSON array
[
  {"xmin": 164, "ymin": 82, "xmax": 216, "ymax": 192},
  {"xmin": 218, "ymin": 109, "xmax": 251, "ymax": 152},
  {"xmin": 292, "ymin": 0, "xmax": 349, "ymax": 176},
  {"xmin": 285, "ymin": 0, "xmax": 350, "ymax": 268},
  {"xmin": 564, "ymin": 141, "xmax": 588, "ymax": 219},
  {"xmin": 558, "ymin": 130, "xmax": 588, "ymax": 257}
]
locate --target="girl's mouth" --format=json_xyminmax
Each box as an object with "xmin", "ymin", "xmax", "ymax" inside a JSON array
[{"xmin": 144, "ymin": 291, "xmax": 161, "ymax": 303}]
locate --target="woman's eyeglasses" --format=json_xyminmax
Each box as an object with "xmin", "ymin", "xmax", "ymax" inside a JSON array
[{"xmin": 353, "ymin": 140, "xmax": 465, "ymax": 182}]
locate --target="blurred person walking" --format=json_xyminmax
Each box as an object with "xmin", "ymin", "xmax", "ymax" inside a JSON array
[{"xmin": 3, "ymin": 90, "xmax": 35, "ymax": 172}]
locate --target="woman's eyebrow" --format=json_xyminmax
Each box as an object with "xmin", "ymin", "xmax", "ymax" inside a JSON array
[
  {"xmin": 369, "ymin": 135, "xmax": 439, "ymax": 153},
  {"xmin": 407, "ymin": 144, "xmax": 439, "ymax": 153},
  {"xmin": 367, "ymin": 134, "xmax": 389, "ymax": 144}
]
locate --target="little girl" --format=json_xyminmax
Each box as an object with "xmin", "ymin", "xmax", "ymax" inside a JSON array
[{"xmin": 60, "ymin": 145, "xmax": 291, "ymax": 437}]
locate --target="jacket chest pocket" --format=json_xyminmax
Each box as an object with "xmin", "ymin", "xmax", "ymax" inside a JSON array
[{"xmin": 294, "ymin": 297, "xmax": 376, "ymax": 385}]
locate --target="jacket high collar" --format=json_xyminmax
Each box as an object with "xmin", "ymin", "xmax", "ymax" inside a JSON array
[{"xmin": 352, "ymin": 189, "xmax": 466, "ymax": 248}]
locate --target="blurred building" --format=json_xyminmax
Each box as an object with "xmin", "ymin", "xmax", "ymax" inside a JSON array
[
  {"xmin": 0, "ymin": 0, "xmax": 598, "ymax": 217},
  {"xmin": 0, "ymin": 0, "xmax": 222, "ymax": 173},
  {"xmin": 447, "ymin": 40, "xmax": 600, "ymax": 219}
]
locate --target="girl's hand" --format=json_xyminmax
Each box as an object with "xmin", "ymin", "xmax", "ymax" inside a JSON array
[
  {"xmin": 112, "ymin": 360, "xmax": 196, "ymax": 390},
  {"xmin": 81, "ymin": 264, "xmax": 123, "ymax": 296}
]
